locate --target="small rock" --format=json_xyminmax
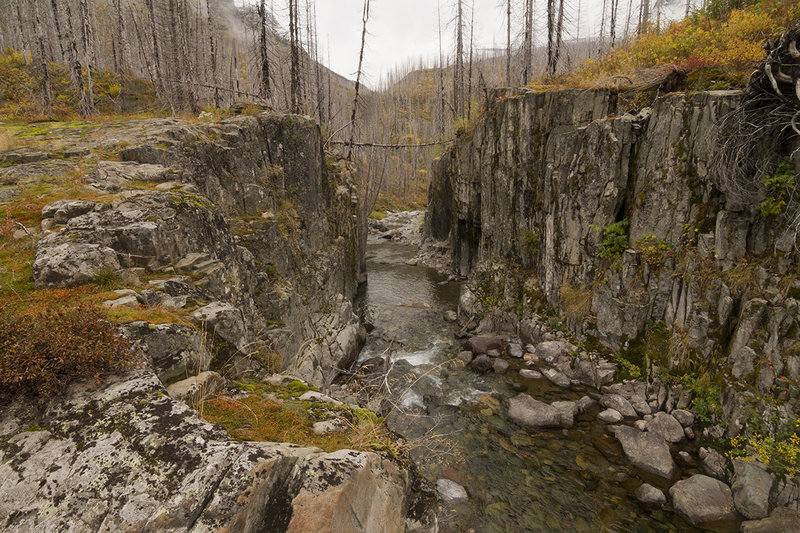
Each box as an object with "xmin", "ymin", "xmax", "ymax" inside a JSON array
[
  {"xmin": 598, "ymin": 409, "xmax": 623, "ymax": 423},
  {"xmin": 684, "ymin": 427, "xmax": 695, "ymax": 440},
  {"xmin": 519, "ymin": 369, "xmax": 542, "ymax": 379},
  {"xmin": 444, "ymin": 310, "xmax": 458, "ymax": 322},
  {"xmin": 492, "ymin": 358, "xmax": 509, "ymax": 374},
  {"xmin": 508, "ymin": 344, "xmax": 524, "ymax": 358},
  {"xmin": 299, "ymin": 391, "xmax": 342, "ymax": 405},
  {"xmin": 436, "ymin": 479, "xmax": 468, "ymax": 503},
  {"xmin": 536, "ymin": 340, "xmax": 577, "ymax": 364},
  {"xmin": 677, "ymin": 451, "xmax": 696, "ymax": 467},
  {"xmin": 634, "ymin": 420, "xmax": 648, "ymax": 431},
  {"xmin": 669, "ymin": 474, "xmax": 737, "ymax": 527},
  {"xmin": 456, "ymin": 351, "xmax": 474, "ymax": 365},
  {"xmin": 486, "ymin": 349, "xmax": 501, "ymax": 357},
  {"xmin": 470, "ymin": 354, "xmax": 493, "ymax": 374},
  {"xmin": 312, "ymin": 420, "xmax": 347, "ymax": 435},
  {"xmin": 671, "ymin": 409, "xmax": 695, "ymax": 427},
  {"xmin": 635, "ymin": 483, "xmax": 666, "ymax": 505},
  {"xmin": 576, "ymin": 396, "xmax": 595, "ymax": 413},
  {"xmin": 523, "ymin": 353, "xmax": 539, "ymax": 364},
  {"xmin": 102, "ymin": 294, "xmax": 139, "ymax": 308}
]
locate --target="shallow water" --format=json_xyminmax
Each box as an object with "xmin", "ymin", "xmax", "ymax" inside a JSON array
[{"xmin": 356, "ymin": 214, "xmax": 710, "ymax": 533}]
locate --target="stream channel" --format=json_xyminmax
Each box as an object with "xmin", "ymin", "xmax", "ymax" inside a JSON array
[{"xmin": 352, "ymin": 212, "xmax": 707, "ymax": 533}]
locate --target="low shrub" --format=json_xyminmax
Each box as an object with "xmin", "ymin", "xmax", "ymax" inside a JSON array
[{"xmin": 0, "ymin": 305, "xmax": 132, "ymax": 397}]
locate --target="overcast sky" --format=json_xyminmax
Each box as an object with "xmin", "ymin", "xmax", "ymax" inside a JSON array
[{"xmin": 266, "ymin": 0, "xmax": 684, "ymax": 86}]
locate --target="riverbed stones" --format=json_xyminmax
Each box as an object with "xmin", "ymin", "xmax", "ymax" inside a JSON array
[
  {"xmin": 611, "ymin": 426, "xmax": 677, "ymax": 479},
  {"xmin": 508, "ymin": 394, "xmax": 572, "ymax": 429},
  {"xmin": 732, "ymin": 460, "xmax": 773, "ymax": 519},
  {"xmin": 508, "ymin": 344, "xmax": 524, "ymax": 358},
  {"xmin": 635, "ymin": 483, "xmax": 666, "ymax": 505},
  {"xmin": 600, "ymin": 394, "xmax": 637, "ymax": 418},
  {"xmin": 669, "ymin": 475, "xmax": 738, "ymax": 527},
  {"xmin": 598, "ymin": 408, "xmax": 623, "ymax": 423},
  {"xmin": 519, "ymin": 369, "xmax": 542, "ymax": 379},
  {"xmin": 645, "ymin": 412, "xmax": 685, "ymax": 443},
  {"xmin": 436, "ymin": 479, "xmax": 468, "ymax": 503},
  {"xmin": 741, "ymin": 507, "xmax": 800, "ymax": 533}
]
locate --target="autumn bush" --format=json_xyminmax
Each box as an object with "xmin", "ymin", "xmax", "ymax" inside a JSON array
[
  {"xmin": 568, "ymin": 0, "xmax": 800, "ymax": 88},
  {"xmin": 0, "ymin": 304, "xmax": 133, "ymax": 398}
]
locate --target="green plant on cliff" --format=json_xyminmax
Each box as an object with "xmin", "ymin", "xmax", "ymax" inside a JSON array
[
  {"xmin": 592, "ymin": 220, "xmax": 630, "ymax": 261},
  {"xmin": 728, "ymin": 419, "xmax": 800, "ymax": 477},
  {"xmin": 520, "ymin": 229, "xmax": 539, "ymax": 256},
  {"xmin": 760, "ymin": 159, "xmax": 797, "ymax": 217},
  {"xmin": 0, "ymin": 304, "xmax": 133, "ymax": 398}
]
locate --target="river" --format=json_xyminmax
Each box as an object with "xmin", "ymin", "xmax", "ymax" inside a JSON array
[{"xmin": 352, "ymin": 212, "xmax": 705, "ymax": 533}]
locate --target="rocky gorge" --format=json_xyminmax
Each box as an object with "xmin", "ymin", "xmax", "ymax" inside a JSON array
[
  {"xmin": 0, "ymin": 115, "xmax": 432, "ymax": 532},
  {"xmin": 422, "ymin": 87, "xmax": 800, "ymax": 530}
]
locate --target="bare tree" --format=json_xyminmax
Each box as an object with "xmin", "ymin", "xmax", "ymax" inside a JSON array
[
  {"xmin": 288, "ymin": 0, "xmax": 301, "ymax": 113},
  {"xmin": 347, "ymin": 0, "xmax": 370, "ymax": 160},
  {"xmin": 522, "ymin": 0, "xmax": 534, "ymax": 85},
  {"xmin": 505, "ymin": 0, "xmax": 512, "ymax": 86},
  {"xmin": 454, "ymin": 0, "xmax": 465, "ymax": 119},
  {"xmin": 258, "ymin": 0, "xmax": 271, "ymax": 101},
  {"xmin": 31, "ymin": 0, "xmax": 52, "ymax": 118},
  {"xmin": 207, "ymin": 0, "xmax": 221, "ymax": 108}
]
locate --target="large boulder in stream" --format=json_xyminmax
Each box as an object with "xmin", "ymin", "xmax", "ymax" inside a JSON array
[
  {"xmin": 464, "ymin": 336, "xmax": 503, "ymax": 355},
  {"xmin": 611, "ymin": 425, "xmax": 677, "ymax": 479},
  {"xmin": 507, "ymin": 394, "xmax": 573, "ymax": 429},
  {"xmin": 669, "ymin": 474, "xmax": 738, "ymax": 527}
]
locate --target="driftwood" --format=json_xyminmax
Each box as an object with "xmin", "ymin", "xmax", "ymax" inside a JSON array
[{"xmin": 750, "ymin": 26, "xmax": 800, "ymax": 112}]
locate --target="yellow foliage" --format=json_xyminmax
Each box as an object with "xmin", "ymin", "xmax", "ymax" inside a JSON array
[{"xmin": 567, "ymin": 0, "xmax": 800, "ymax": 87}]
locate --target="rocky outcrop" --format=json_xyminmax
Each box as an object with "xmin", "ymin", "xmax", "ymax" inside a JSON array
[
  {"xmin": 0, "ymin": 367, "xmax": 410, "ymax": 533},
  {"xmin": 669, "ymin": 474, "xmax": 738, "ymax": 527},
  {"xmin": 31, "ymin": 114, "xmax": 366, "ymax": 387},
  {"xmin": 427, "ymin": 87, "xmax": 800, "ymax": 437}
]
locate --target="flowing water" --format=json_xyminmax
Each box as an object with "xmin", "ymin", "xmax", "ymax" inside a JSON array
[{"xmin": 355, "ymin": 213, "xmax": 707, "ymax": 533}]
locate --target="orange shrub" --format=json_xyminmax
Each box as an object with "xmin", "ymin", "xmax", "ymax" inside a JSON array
[{"xmin": 0, "ymin": 305, "xmax": 133, "ymax": 397}]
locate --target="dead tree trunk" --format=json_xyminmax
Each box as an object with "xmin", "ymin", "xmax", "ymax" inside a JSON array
[
  {"xmin": 522, "ymin": 0, "xmax": 534, "ymax": 84},
  {"xmin": 505, "ymin": 0, "xmax": 512, "ymax": 86},
  {"xmin": 467, "ymin": 0, "xmax": 475, "ymax": 121},
  {"xmin": 49, "ymin": 0, "xmax": 66, "ymax": 61},
  {"xmin": 289, "ymin": 0, "xmax": 301, "ymax": 114},
  {"xmin": 258, "ymin": 0, "xmax": 271, "ymax": 101},
  {"xmin": 78, "ymin": 0, "xmax": 97, "ymax": 115},
  {"xmin": 454, "ymin": 0, "xmax": 464, "ymax": 119},
  {"xmin": 31, "ymin": 0, "xmax": 52, "ymax": 118},
  {"xmin": 207, "ymin": 0, "xmax": 221, "ymax": 108},
  {"xmin": 113, "ymin": 0, "xmax": 126, "ymax": 110},
  {"xmin": 347, "ymin": 0, "xmax": 370, "ymax": 160}
]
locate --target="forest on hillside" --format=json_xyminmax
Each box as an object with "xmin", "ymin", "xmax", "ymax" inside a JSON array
[{"xmin": 0, "ymin": 0, "xmax": 795, "ymax": 209}]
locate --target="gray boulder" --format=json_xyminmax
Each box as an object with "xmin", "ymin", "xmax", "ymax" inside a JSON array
[
  {"xmin": 741, "ymin": 507, "xmax": 800, "ymax": 533},
  {"xmin": 470, "ymin": 354, "xmax": 494, "ymax": 373},
  {"xmin": 635, "ymin": 483, "xmax": 666, "ymax": 505},
  {"xmin": 669, "ymin": 474, "xmax": 738, "ymax": 527},
  {"xmin": 166, "ymin": 371, "xmax": 226, "ymax": 405},
  {"xmin": 436, "ymin": 479, "xmax": 468, "ymax": 503},
  {"xmin": 41, "ymin": 200, "xmax": 104, "ymax": 224},
  {"xmin": 508, "ymin": 394, "xmax": 572, "ymax": 429},
  {"xmin": 542, "ymin": 368, "xmax": 571, "ymax": 388},
  {"xmin": 33, "ymin": 242, "xmax": 121, "ymax": 289},
  {"xmin": 598, "ymin": 408, "xmax": 623, "ymax": 424},
  {"xmin": 699, "ymin": 447, "xmax": 730, "ymax": 482},
  {"xmin": 600, "ymin": 394, "xmax": 637, "ymax": 418},
  {"xmin": 732, "ymin": 460, "xmax": 773, "ymax": 520},
  {"xmin": 671, "ymin": 409, "xmax": 695, "ymax": 427},
  {"xmin": 493, "ymin": 358, "xmax": 510, "ymax": 374},
  {"xmin": 465, "ymin": 336, "xmax": 503, "ymax": 355},
  {"xmin": 519, "ymin": 369, "xmax": 542, "ymax": 379},
  {"xmin": 612, "ymin": 425, "xmax": 677, "ymax": 479},
  {"xmin": 536, "ymin": 340, "xmax": 576, "ymax": 364},
  {"xmin": 192, "ymin": 302, "xmax": 250, "ymax": 351},
  {"xmin": 645, "ymin": 412, "xmax": 685, "ymax": 443}
]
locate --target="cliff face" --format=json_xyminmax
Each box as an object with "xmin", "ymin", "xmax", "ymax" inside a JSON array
[
  {"xmin": 32, "ymin": 114, "xmax": 366, "ymax": 387},
  {"xmin": 427, "ymin": 89, "xmax": 800, "ymax": 430},
  {"xmin": 0, "ymin": 115, "xmax": 425, "ymax": 532}
]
